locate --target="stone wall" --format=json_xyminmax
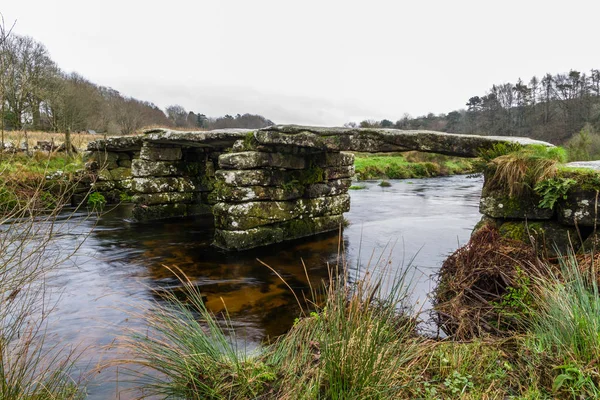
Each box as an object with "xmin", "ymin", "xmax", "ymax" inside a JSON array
[{"xmin": 211, "ymin": 138, "xmax": 354, "ymax": 250}]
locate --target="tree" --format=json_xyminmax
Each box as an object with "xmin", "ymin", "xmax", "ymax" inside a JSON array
[
  {"xmin": 380, "ymin": 119, "xmax": 394, "ymax": 128},
  {"xmin": 166, "ymin": 104, "xmax": 189, "ymax": 127}
]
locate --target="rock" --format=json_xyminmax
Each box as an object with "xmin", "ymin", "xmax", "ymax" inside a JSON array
[
  {"xmin": 140, "ymin": 144, "xmax": 182, "ymax": 161},
  {"xmin": 131, "ymin": 159, "xmax": 185, "ymax": 177},
  {"xmin": 213, "ymin": 194, "xmax": 350, "ymax": 230},
  {"xmin": 498, "ymin": 220, "xmax": 580, "ymax": 257},
  {"xmin": 132, "ymin": 203, "xmax": 189, "ymax": 221},
  {"xmin": 143, "ymin": 128, "xmax": 251, "ymax": 149},
  {"xmin": 304, "ymin": 179, "xmax": 352, "ymax": 198},
  {"xmin": 479, "ymin": 190, "xmax": 553, "ymax": 220},
  {"xmin": 132, "ymin": 177, "xmax": 208, "ymax": 194},
  {"xmin": 324, "ymin": 165, "xmax": 355, "ymax": 180},
  {"xmin": 557, "ymin": 189, "xmax": 600, "ymax": 227},
  {"xmin": 118, "ymin": 159, "xmax": 132, "ymax": 168},
  {"xmin": 218, "ymin": 151, "xmax": 306, "ymax": 170},
  {"xmin": 255, "ymin": 125, "xmax": 553, "ymax": 157},
  {"xmin": 319, "ymin": 152, "xmax": 355, "ymax": 167},
  {"xmin": 210, "ymin": 184, "xmax": 304, "ymax": 203},
  {"xmin": 213, "ymin": 214, "xmax": 344, "ymax": 250},
  {"xmin": 215, "ymin": 169, "xmax": 291, "ymax": 187},
  {"xmin": 87, "ymin": 136, "xmax": 144, "ymax": 152},
  {"xmin": 132, "ymin": 192, "xmax": 197, "ymax": 205}
]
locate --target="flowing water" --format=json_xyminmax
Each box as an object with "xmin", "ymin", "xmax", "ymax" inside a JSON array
[{"xmin": 37, "ymin": 174, "xmax": 483, "ymax": 398}]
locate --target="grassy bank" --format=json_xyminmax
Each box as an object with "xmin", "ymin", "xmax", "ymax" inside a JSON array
[
  {"xmin": 354, "ymin": 151, "xmax": 474, "ymax": 180},
  {"xmin": 0, "ymin": 152, "xmax": 84, "ymax": 212}
]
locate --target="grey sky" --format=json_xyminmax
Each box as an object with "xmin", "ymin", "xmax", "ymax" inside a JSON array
[{"xmin": 3, "ymin": 0, "xmax": 600, "ymax": 126}]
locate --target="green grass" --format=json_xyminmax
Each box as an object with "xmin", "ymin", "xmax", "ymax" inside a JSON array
[
  {"xmin": 0, "ymin": 152, "xmax": 84, "ymax": 214},
  {"xmin": 349, "ymin": 184, "xmax": 367, "ymax": 190},
  {"xmin": 354, "ymin": 151, "xmax": 473, "ymax": 180}
]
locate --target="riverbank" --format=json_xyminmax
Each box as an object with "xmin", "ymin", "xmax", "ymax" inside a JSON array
[{"xmin": 354, "ymin": 151, "xmax": 475, "ymax": 180}]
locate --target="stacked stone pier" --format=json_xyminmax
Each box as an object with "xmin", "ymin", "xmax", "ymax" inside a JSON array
[
  {"xmin": 85, "ymin": 125, "xmax": 553, "ymax": 251},
  {"xmin": 212, "ymin": 140, "xmax": 354, "ymax": 250}
]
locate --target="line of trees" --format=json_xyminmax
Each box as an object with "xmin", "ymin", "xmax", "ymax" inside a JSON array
[
  {"xmin": 349, "ymin": 69, "xmax": 600, "ymax": 144},
  {"xmin": 0, "ymin": 25, "xmax": 274, "ymax": 135}
]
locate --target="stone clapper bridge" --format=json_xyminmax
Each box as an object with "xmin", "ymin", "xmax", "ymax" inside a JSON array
[{"xmin": 85, "ymin": 125, "xmax": 561, "ymax": 251}]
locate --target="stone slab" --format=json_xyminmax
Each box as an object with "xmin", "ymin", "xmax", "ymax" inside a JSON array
[
  {"xmin": 255, "ymin": 125, "xmax": 553, "ymax": 157},
  {"xmin": 557, "ymin": 190, "xmax": 600, "ymax": 226},
  {"xmin": 304, "ymin": 179, "xmax": 352, "ymax": 198},
  {"xmin": 132, "ymin": 203, "xmax": 207, "ymax": 221},
  {"xmin": 131, "ymin": 177, "xmax": 210, "ymax": 194},
  {"xmin": 132, "ymin": 192, "xmax": 198, "ymax": 206},
  {"xmin": 140, "ymin": 144, "xmax": 183, "ymax": 161},
  {"xmin": 213, "ymin": 194, "xmax": 350, "ymax": 230},
  {"xmin": 213, "ymin": 214, "xmax": 344, "ymax": 250},
  {"xmin": 218, "ymin": 151, "xmax": 306, "ymax": 170}
]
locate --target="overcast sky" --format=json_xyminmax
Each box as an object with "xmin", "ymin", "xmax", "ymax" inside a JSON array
[{"xmin": 3, "ymin": 1, "xmax": 600, "ymax": 126}]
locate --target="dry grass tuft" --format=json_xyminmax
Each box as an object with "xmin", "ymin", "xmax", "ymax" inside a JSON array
[{"xmin": 434, "ymin": 225, "xmax": 543, "ymax": 340}]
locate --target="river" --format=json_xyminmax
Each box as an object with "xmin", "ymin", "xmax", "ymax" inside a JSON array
[{"xmin": 39, "ymin": 174, "xmax": 483, "ymax": 398}]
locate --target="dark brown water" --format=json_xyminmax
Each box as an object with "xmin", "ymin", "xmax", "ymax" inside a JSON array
[{"xmin": 42, "ymin": 174, "xmax": 483, "ymax": 398}]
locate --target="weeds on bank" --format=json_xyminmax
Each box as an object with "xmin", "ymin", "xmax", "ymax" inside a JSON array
[
  {"xmin": 0, "ymin": 152, "xmax": 84, "ymax": 212},
  {"xmin": 481, "ymin": 144, "xmax": 567, "ymax": 197},
  {"xmin": 0, "ymin": 171, "xmax": 89, "ymax": 399}
]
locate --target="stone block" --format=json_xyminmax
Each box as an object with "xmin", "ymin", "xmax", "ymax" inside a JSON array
[
  {"xmin": 215, "ymin": 169, "xmax": 291, "ymax": 187},
  {"xmin": 557, "ymin": 190, "xmax": 600, "ymax": 226},
  {"xmin": 213, "ymin": 214, "xmax": 344, "ymax": 250},
  {"xmin": 210, "ymin": 184, "xmax": 304, "ymax": 203},
  {"xmin": 132, "ymin": 192, "xmax": 197, "ymax": 206},
  {"xmin": 218, "ymin": 151, "xmax": 306, "ymax": 170},
  {"xmin": 324, "ymin": 165, "xmax": 355, "ymax": 180},
  {"xmin": 132, "ymin": 203, "xmax": 188, "ymax": 221},
  {"xmin": 131, "ymin": 159, "xmax": 185, "ymax": 177},
  {"xmin": 479, "ymin": 188, "xmax": 553, "ymax": 220},
  {"xmin": 140, "ymin": 144, "xmax": 182, "ymax": 161},
  {"xmin": 213, "ymin": 194, "xmax": 350, "ymax": 230},
  {"xmin": 304, "ymin": 179, "xmax": 352, "ymax": 198},
  {"xmin": 132, "ymin": 177, "xmax": 207, "ymax": 194},
  {"xmin": 313, "ymin": 152, "xmax": 354, "ymax": 167}
]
